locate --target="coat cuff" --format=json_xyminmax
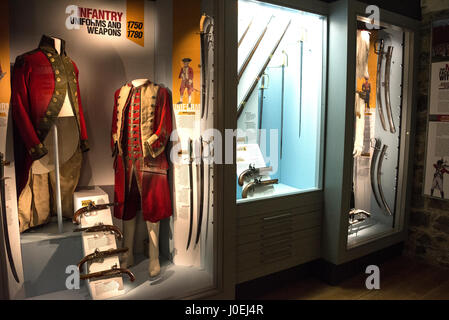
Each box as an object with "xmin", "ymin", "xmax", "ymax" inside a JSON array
[
  {"xmin": 29, "ymin": 143, "xmax": 48, "ymax": 160},
  {"xmin": 80, "ymin": 140, "xmax": 90, "ymax": 152},
  {"xmin": 144, "ymin": 134, "xmax": 165, "ymax": 158}
]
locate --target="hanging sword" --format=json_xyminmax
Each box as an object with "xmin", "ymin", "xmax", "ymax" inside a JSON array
[
  {"xmin": 370, "ymin": 138, "xmax": 383, "ymax": 209},
  {"xmin": 186, "ymin": 138, "xmax": 194, "ymax": 250},
  {"xmin": 195, "ymin": 137, "xmax": 205, "ymax": 246},
  {"xmin": 374, "ymin": 39, "xmax": 387, "ymax": 131},
  {"xmin": 0, "ymin": 152, "xmax": 19, "ymax": 283},
  {"xmin": 384, "ymin": 46, "xmax": 396, "ymax": 133},
  {"xmin": 200, "ymin": 14, "xmax": 213, "ymax": 119},
  {"xmin": 377, "ymin": 144, "xmax": 393, "ymax": 216}
]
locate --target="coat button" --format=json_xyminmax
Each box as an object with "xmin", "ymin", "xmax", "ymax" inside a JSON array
[
  {"xmin": 55, "ymin": 70, "xmax": 60, "ymax": 75},
  {"xmin": 47, "ymin": 53, "xmax": 52, "ymax": 57},
  {"xmin": 52, "ymin": 98, "xmax": 57, "ymax": 102},
  {"xmin": 57, "ymin": 77, "xmax": 61, "ymax": 82},
  {"xmin": 50, "ymin": 58, "xmax": 55, "ymax": 62},
  {"xmin": 47, "ymin": 111, "xmax": 51, "ymax": 116},
  {"xmin": 75, "ymin": 92, "xmax": 78, "ymax": 96},
  {"xmin": 55, "ymin": 90, "xmax": 60, "ymax": 95},
  {"xmin": 73, "ymin": 78, "xmax": 77, "ymax": 83}
]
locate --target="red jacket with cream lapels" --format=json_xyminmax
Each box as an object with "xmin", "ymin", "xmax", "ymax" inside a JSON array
[{"xmin": 11, "ymin": 35, "xmax": 89, "ymax": 196}]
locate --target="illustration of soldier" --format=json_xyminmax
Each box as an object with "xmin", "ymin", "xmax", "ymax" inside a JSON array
[
  {"xmin": 430, "ymin": 158, "xmax": 449, "ymax": 199},
  {"xmin": 0, "ymin": 64, "xmax": 6, "ymax": 81},
  {"xmin": 177, "ymin": 57, "xmax": 194, "ymax": 106}
]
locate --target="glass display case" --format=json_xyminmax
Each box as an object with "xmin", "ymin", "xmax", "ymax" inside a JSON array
[
  {"xmin": 0, "ymin": 0, "xmax": 222, "ymax": 300},
  {"xmin": 347, "ymin": 17, "xmax": 414, "ymax": 247},
  {"xmin": 235, "ymin": 0, "xmax": 326, "ymax": 202}
]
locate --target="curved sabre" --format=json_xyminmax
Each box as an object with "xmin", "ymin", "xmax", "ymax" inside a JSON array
[
  {"xmin": 384, "ymin": 46, "xmax": 396, "ymax": 133},
  {"xmin": 370, "ymin": 139, "xmax": 383, "ymax": 209},
  {"xmin": 377, "ymin": 145, "xmax": 393, "ymax": 216},
  {"xmin": 375, "ymin": 39, "xmax": 387, "ymax": 131},
  {"xmin": 0, "ymin": 153, "xmax": 19, "ymax": 283}
]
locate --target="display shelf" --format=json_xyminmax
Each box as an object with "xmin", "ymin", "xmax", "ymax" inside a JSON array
[
  {"xmin": 20, "ymin": 219, "xmax": 79, "ymax": 244},
  {"xmin": 347, "ymin": 218, "xmax": 394, "ymax": 248},
  {"xmin": 27, "ymin": 256, "xmax": 212, "ymax": 300},
  {"xmin": 237, "ymin": 183, "xmax": 319, "ymax": 204}
]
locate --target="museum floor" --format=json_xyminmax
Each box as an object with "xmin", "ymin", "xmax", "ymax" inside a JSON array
[{"xmin": 237, "ymin": 256, "xmax": 449, "ymax": 300}]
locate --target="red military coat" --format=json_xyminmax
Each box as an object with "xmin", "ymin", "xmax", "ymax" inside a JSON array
[
  {"xmin": 111, "ymin": 80, "xmax": 173, "ymax": 222},
  {"xmin": 11, "ymin": 35, "xmax": 89, "ymax": 196}
]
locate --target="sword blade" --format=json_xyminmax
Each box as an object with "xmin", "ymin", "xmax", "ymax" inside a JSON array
[
  {"xmin": 377, "ymin": 144, "xmax": 393, "ymax": 216},
  {"xmin": 0, "ymin": 153, "xmax": 19, "ymax": 283},
  {"xmin": 195, "ymin": 138, "xmax": 205, "ymax": 246},
  {"xmin": 186, "ymin": 139, "xmax": 194, "ymax": 250},
  {"xmin": 384, "ymin": 46, "xmax": 396, "ymax": 133},
  {"xmin": 375, "ymin": 39, "xmax": 387, "ymax": 131}
]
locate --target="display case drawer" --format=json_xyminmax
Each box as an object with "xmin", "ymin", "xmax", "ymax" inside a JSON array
[
  {"xmin": 236, "ymin": 226, "xmax": 321, "ymax": 283},
  {"xmin": 237, "ymin": 209, "xmax": 321, "ymax": 245}
]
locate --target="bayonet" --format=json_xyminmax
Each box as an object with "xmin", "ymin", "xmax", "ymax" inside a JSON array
[
  {"xmin": 186, "ymin": 138, "xmax": 194, "ymax": 250},
  {"xmin": 238, "ymin": 15, "xmax": 274, "ymax": 82},
  {"xmin": 374, "ymin": 39, "xmax": 387, "ymax": 131},
  {"xmin": 238, "ymin": 164, "xmax": 272, "ymax": 186},
  {"xmin": 370, "ymin": 138, "xmax": 383, "ymax": 209},
  {"xmin": 74, "ymin": 223, "xmax": 124, "ymax": 240},
  {"xmin": 77, "ymin": 247, "xmax": 129, "ymax": 272},
  {"xmin": 384, "ymin": 46, "xmax": 396, "ymax": 133},
  {"xmin": 0, "ymin": 152, "xmax": 19, "ymax": 283},
  {"xmin": 80, "ymin": 264, "xmax": 135, "ymax": 282},
  {"xmin": 73, "ymin": 202, "xmax": 116, "ymax": 224},
  {"xmin": 377, "ymin": 144, "xmax": 393, "ymax": 216},
  {"xmin": 237, "ymin": 20, "xmax": 291, "ymax": 118},
  {"xmin": 242, "ymin": 178, "xmax": 278, "ymax": 199}
]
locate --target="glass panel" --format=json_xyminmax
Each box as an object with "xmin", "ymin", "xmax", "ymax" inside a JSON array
[
  {"xmin": 236, "ymin": 0, "xmax": 326, "ymax": 203},
  {"xmin": 348, "ymin": 19, "xmax": 408, "ymax": 247}
]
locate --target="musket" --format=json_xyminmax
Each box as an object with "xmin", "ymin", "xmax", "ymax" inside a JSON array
[
  {"xmin": 242, "ymin": 178, "xmax": 278, "ymax": 199},
  {"xmin": 74, "ymin": 223, "xmax": 124, "ymax": 240},
  {"xmin": 384, "ymin": 46, "xmax": 396, "ymax": 133},
  {"xmin": 77, "ymin": 247, "xmax": 129, "ymax": 272},
  {"xmin": 377, "ymin": 144, "xmax": 393, "ymax": 216},
  {"xmin": 0, "ymin": 153, "xmax": 19, "ymax": 283},
  {"xmin": 238, "ymin": 17, "xmax": 253, "ymax": 47},
  {"xmin": 186, "ymin": 138, "xmax": 194, "ymax": 250},
  {"xmin": 238, "ymin": 15, "xmax": 274, "ymax": 82},
  {"xmin": 238, "ymin": 164, "xmax": 272, "ymax": 186},
  {"xmin": 370, "ymin": 138, "xmax": 383, "ymax": 209},
  {"xmin": 374, "ymin": 39, "xmax": 387, "ymax": 131},
  {"xmin": 195, "ymin": 137, "xmax": 205, "ymax": 246},
  {"xmin": 237, "ymin": 20, "xmax": 291, "ymax": 119},
  {"xmin": 80, "ymin": 265, "xmax": 135, "ymax": 282},
  {"xmin": 72, "ymin": 202, "xmax": 116, "ymax": 224}
]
